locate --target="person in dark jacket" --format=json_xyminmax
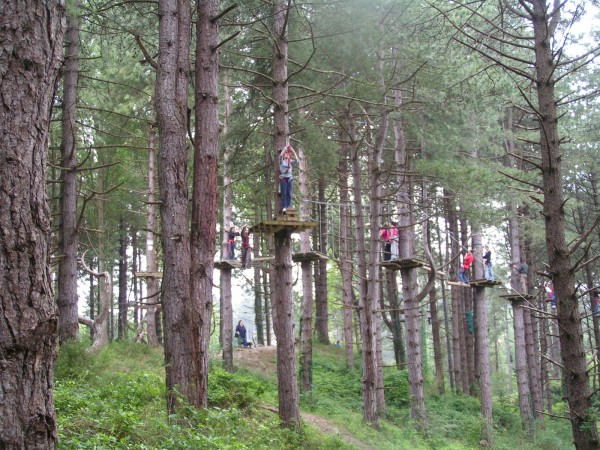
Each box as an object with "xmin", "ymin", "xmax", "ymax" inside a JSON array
[
  {"xmin": 227, "ymin": 225, "xmax": 240, "ymax": 260},
  {"xmin": 513, "ymin": 262, "xmax": 529, "ymax": 294},
  {"xmin": 483, "ymin": 246, "xmax": 494, "ymax": 281},
  {"xmin": 235, "ymin": 320, "xmax": 251, "ymax": 347}
]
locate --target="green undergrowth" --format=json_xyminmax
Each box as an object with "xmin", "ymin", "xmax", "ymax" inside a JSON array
[{"xmin": 56, "ymin": 341, "xmax": 574, "ymax": 449}]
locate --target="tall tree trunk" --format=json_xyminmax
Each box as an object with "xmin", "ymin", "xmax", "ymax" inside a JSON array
[
  {"xmin": 437, "ymin": 213, "xmax": 454, "ymax": 391},
  {"xmin": 220, "ymin": 75, "xmax": 234, "ymax": 373},
  {"xmin": 540, "ymin": 292, "xmax": 553, "ymax": 414},
  {"xmin": 472, "ymin": 230, "xmax": 493, "ymax": 446},
  {"xmin": 253, "ymin": 226, "xmax": 264, "ymax": 345},
  {"xmin": 271, "ymin": 0, "xmax": 299, "ymax": 429},
  {"xmin": 513, "ymin": 299, "xmax": 534, "ymax": 434},
  {"xmin": 146, "ymin": 126, "xmax": 160, "ymax": 347},
  {"xmin": 118, "ymin": 217, "xmax": 128, "ymax": 340},
  {"xmin": 315, "ymin": 176, "xmax": 330, "ymax": 343},
  {"xmin": 524, "ymin": 306, "xmax": 544, "ymax": 425},
  {"xmin": 57, "ymin": 11, "xmax": 80, "ymax": 344},
  {"xmin": 338, "ymin": 125, "xmax": 354, "ymax": 368},
  {"xmin": 156, "ymin": 0, "xmax": 199, "ymax": 412},
  {"xmin": 191, "ymin": 0, "xmax": 221, "ymax": 408},
  {"xmin": 298, "ymin": 147, "xmax": 314, "ymax": 392},
  {"xmin": 0, "ymin": 0, "xmax": 64, "ymax": 445},
  {"xmin": 524, "ymin": 4, "xmax": 599, "ymax": 442},
  {"xmin": 347, "ymin": 107, "xmax": 378, "ymax": 426}
]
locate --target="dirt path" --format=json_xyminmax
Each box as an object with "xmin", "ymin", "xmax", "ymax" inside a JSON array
[{"xmin": 234, "ymin": 346, "xmax": 372, "ymax": 450}]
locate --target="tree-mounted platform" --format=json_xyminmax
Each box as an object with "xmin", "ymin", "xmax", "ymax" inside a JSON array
[
  {"xmin": 447, "ymin": 281, "xmax": 470, "ymax": 287},
  {"xmin": 250, "ymin": 209, "xmax": 317, "ymax": 235},
  {"xmin": 499, "ymin": 294, "xmax": 535, "ymax": 302},
  {"xmin": 292, "ymin": 251, "xmax": 328, "ymax": 263},
  {"xmin": 469, "ymin": 279, "xmax": 503, "ymax": 288},
  {"xmin": 250, "ymin": 256, "xmax": 275, "ymax": 268},
  {"xmin": 214, "ymin": 260, "xmax": 242, "ymax": 270},
  {"xmin": 380, "ymin": 258, "xmax": 426, "ymax": 270},
  {"xmin": 133, "ymin": 271, "xmax": 163, "ymax": 278}
]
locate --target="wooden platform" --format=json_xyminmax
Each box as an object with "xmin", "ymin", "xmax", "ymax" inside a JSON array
[
  {"xmin": 214, "ymin": 260, "xmax": 242, "ymax": 270},
  {"xmin": 292, "ymin": 251, "xmax": 328, "ymax": 263},
  {"xmin": 250, "ymin": 209, "xmax": 317, "ymax": 234},
  {"xmin": 133, "ymin": 271, "xmax": 163, "ymax": 278},
  {"xmin": 469, "ymin": 279, "xmax": 503, "ymax": 288},
  {"xmin": 250, "ymin": 256, "xmax": 274, "ymax": 268},
  {"xmin": 380, "ymin": 258, "xmax": 426, "ymax": 270},
  {"xmin": 499, "ymin": 294, "xmax": 535, "ymax": 301},
  {"xmin": 447, "ymin": 281, "xmax": 470, "ymax": 287}
]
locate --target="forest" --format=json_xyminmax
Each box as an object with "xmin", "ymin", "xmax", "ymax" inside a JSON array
[{"xmin": 1, "ymin": 0, "xmax": 600, "ymax": 448}]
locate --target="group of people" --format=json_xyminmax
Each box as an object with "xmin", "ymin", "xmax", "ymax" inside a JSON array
[
  {"xmin": 457, "ymin": 246, "xmax": 495, "ymax": 285},
  {"xmin": 226, "ymin": 225, "xmax": 252, "ymax": 268},
  {"xmin": 380, "ymin": 222, "xmax": 399, "ymax": 261}
]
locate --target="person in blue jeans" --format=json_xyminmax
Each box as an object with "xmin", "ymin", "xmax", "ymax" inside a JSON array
[
  {"xmin": 278, "ymin": 144, "xmax": 298, "ymax": 214},
  {"xmin": 483, "ymin": 246, "xmax": 494, "ymax": 281}
]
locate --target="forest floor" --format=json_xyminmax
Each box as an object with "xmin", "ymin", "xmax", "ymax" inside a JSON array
[{"xmin": 234, "ymin": 345, "xmax": 372, "ymax": 450}]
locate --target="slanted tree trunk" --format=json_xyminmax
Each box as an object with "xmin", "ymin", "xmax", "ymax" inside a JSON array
[
  {"xmin": 79, "ymin": 256, "xmax": 111, "ymax": 350},
  {"xmin": 191, "ymin": 0, "xmax": 221, "ymax": 408},
  {"xmin": 57, "ymin": 11, "xmax": 80, "ymax": 344},
  {"xmin": 156, "ymin": 0, "xmax": 199, "ymax": 412},
  {"xmin": 0, "ymin": 1, "xmax": 64, "ymax": 444}
]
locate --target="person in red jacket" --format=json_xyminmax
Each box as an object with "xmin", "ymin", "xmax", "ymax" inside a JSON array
[{"xmin": 457, "ymin": 249, "xmax": 474, "ymax": 284}]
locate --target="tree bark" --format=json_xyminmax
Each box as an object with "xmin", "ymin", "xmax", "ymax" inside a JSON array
[
  {"xmin": 145, "ymin": 126, "xmax": 160, "ymax": 347},
  {"xmin": 191, "ymin": 0, "xmax": 221, "ymax": 408},
  {"xmin": 315, "ymin": 176, "xmax": 330, "ymax": 344},
  {"xmin": 118, "ymin": 217, "xmax": 128, "ymax": 340},
  {"xmin": 156, "ymin": 0, "xmax": 199, "ymax": 412},
  {"xmin": 512, "ymin": 299, "xmax": 533, "ymax": 434},
  {"xmin": 220, "ymin": 74, "xmax": 234, "ymax": 372},
  {"xmin": 337, "ymin": 124, "xmax": 354, "ymax": 368},
  {"xmin": 57, "ymin": 11, "xmax": 80, "ymax": 344},
  {"xmin": 529, "ymin": 2, "xmax": 598, "ymax": 444},
  {"xmin": 472, "ymin": 230, "xmax": 493, "ymax": 446},
  {"xmin": 298, "ymin": 147, "xmax": 314, "ymax": 392},
  {"xmin": 0, "ymin": 0, "xmax": 64, "ymax": 445}
]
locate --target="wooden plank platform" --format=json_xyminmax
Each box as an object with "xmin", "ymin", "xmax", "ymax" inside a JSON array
[
  {"xmin": 380, "ymin": 258, "xmax": 426, "ymax": 270},
  {"xmin": 134, "ymin": 271, "xmax": 163, "ymax": 278},
  {"xmin": 214, "ymin": 260, "xmax": 242, "ymax": 270},
  {"xmin": 469, "ymin": 279, "xmax": 503, "ymax": 288},
  {"xmin": 251, "ymin": 256, "xmax": 275, "ymax": 268},
  {"xmin": 447, "ymin": 281, "xmax": 470, "ymax": 287},
  {"xmin": 292, "ymin": 251, "xmax": 328, "ymax": 263},
  {"xmin": 499, "ymin": 294, "xmax": 535, "ymax": 301},
  {"xmin": 250, "ymin": 210, "xmax": 317, "ymax": 234}
]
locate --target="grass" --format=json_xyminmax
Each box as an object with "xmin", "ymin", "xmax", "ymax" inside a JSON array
[{"xmin": 55, "ymin": 341, "xmax": 575, "ymax": 449}]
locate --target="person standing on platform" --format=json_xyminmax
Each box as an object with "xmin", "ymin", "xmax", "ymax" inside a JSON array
[
  {"xmin": 278, "ymin": 144, "xmax": 298, "ymax": 214},
  {"xmin": 227, "ymin": 225, "xmax": 240, "ymax": 260},
  {"xmin": 390, "ymin": 220, "xmax": 399, "ymax": 260},
  {"xmin": 458, "ymin": 249, "xmax": 474, "ymax": 284},
  {"xmin": 513, "ymin": 262, "xmax": 529, "ymax": 294},
  {"xmin": 483, "ymin": 245, "xmax": 494, "ymax": 281},
  {"xmin": 380, "ymin": 223, "xmax": 391, "ymax": 261},
  {"xmin": 240, "ymin": 226, "xmax": 251, "ymax": 268}
]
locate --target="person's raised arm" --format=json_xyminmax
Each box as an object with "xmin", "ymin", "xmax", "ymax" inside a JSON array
[{"xmin": 287, "ymin": 145, "xmax": 298, "ymax": 160}]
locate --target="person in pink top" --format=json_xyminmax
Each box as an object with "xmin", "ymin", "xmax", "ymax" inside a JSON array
[
  {"xmin": 380, "ymin": 223, "xmax": 391, "ymax": 261},
  {"xmin": 457, "ymin": 249, "xmax": 474, "ymax": 284}
]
